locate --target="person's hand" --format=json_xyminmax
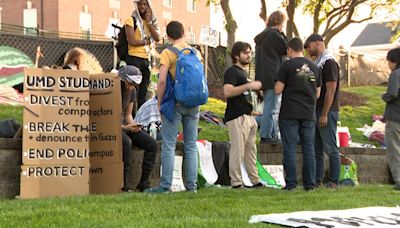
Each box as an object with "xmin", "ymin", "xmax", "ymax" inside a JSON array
[
  {"xmin": 318, "ymin": 115, "xmax": 328, "ymax": 128},
  {"xmin": 144, "ymin": 10, "xmax": 152, "ymax": 22},
  {"xmin": 124, "ymin": 123, "xmax": 141, "ymax": 133},
  {"xmin": 248, "ymin": 81, "xmax": 262, "ymax": 91}
]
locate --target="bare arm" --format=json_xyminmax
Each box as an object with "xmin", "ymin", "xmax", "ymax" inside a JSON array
[
  {"xmin": 146, "ymin": 22, "xmax": 160, "ymax": 42},
  {"xmin": 274, "ymin": 81, "xmax": 285, "ymax": 95},
  {"xmin": 122, "ymin": 102, "xmax": 140, "ymax": 132},
  {"xmin": 157, "ymin": 64, "xmax": 168, "ymax": 110},
  {"xmin": 316, "ymin": 87, "xmax": 321, "ymax": 99},
  {"xmin": 321, "ymin": 81, "xmax": 337, "ymax": 116},
  {"xmin": 223, "ymin": 81, "xmax": 262, "ymax": 98},
  {"xmin": 319, "ymin": 81, "xmax": 336, "ymax": 127}
]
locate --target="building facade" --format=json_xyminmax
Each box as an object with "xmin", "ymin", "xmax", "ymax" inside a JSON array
[{"xmin": 0, "ymin": 0, "xmax": 210, "ymax": 43}]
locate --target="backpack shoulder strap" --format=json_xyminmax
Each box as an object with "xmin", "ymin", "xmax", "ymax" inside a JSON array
[{"xmin": 166, "ymin": 46, "xmax": 181, "ymax": 56}]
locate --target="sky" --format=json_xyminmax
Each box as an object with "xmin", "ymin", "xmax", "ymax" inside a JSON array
[{"xmin": 209, "ymin": 0, "xmax": 399, "ymax": 50}]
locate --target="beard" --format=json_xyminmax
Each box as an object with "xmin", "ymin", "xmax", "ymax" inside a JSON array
[{"xmin": 239, "ymin": 58, "xmax": 251, "ymax": 66}]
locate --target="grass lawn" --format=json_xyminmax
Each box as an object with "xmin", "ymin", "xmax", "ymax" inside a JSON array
[
  {"xmin": 340, "ymin": 86, "xmax": 386, "ymax": 144},
  {"xmin": 0, "ymin": 185, "xmax": 399, "ymax": 226},
  {"xmin": 0, "ymin": 86, "xmax": 386, "ymax": 143}
]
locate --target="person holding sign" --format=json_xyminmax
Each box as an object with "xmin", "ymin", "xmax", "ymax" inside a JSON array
[{"xmin": 119, "ymin": 65, "xmax": 157, "ymax": 192}]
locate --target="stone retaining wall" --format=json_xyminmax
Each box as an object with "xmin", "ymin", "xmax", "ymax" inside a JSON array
[
  {"xmin": 258, "ymin": 143, "xmax": 390, "ymax": 184},
  {"xmin": 0, "ymin": 139, "xmax": 389, "ymax": 198}
]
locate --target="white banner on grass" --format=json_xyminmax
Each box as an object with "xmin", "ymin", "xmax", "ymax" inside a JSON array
[
  {"xmin": 263, "ymin": 165, "xmax": 286, "ymax": 187},
  {"xmin": 197, "ymin": 140, "xmax": 218, "ymax": 185},
  {"xmin": 170, "ymin": 156, "xmax": 186, "ymax": 192},
  {"xmin": 249, "ymin": 206, "xmax": 400, "ymax": 227}
]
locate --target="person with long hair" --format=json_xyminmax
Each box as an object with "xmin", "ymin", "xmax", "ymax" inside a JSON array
[
  {"xmin": 62, "ymin": 48, "xmax": 85, "ymax": 70},
  {"xmin": 254, "ymin": 10, "xmax": 288, "ymax": 144},
  {"xmin": 383, "ymin": 47, "xmax": 400, "ymax": 190}
]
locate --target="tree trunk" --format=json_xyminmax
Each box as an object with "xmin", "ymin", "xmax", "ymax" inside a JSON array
[
  {"xmin": 286, "ymin": 0, "xmax": 296, "ymax": 38},
  {"xmin": 259, "ymin": 0, "xmax": 267, "ymax": 21},
  {"xmin": 313, "ymin": 0, "xmax": 325, "ymax": 34},
  {"xmin": 220, "ymin": 0, "xmax": 237, "ymax": 49}
]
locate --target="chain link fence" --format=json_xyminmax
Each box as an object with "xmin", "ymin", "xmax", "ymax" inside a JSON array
[
  {"xmin": 0, "ymin": 24, "xmax": 114, "ymax": 72},
  {"xmin": 1, "ymin": 23, "xmax": 237, "ymax": 99}
]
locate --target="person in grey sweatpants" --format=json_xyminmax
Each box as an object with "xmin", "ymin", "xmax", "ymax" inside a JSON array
[{"xmin": 382, "ymin": 47, "xmax": 400, "ymax": 190}]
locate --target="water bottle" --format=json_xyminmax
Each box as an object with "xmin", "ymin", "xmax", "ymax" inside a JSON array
[{"xmin": 149, "ymin": 123, "xmax": 157, "ymax": 140}]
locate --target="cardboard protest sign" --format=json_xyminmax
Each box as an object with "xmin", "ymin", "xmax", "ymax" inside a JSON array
[
  {"xmin": 88, "ymin": 73, "xmax": 123, "ymax": 194},
  {"xmin": 199, "ymin": 25, "xmax": 219, "ymax": 48},
  {"xmin": 89, "ymin": 162, "xmax": 123, "ymax": 194},
  {"xmin": 21, "ymin": 68, "xmax": 90, "ymax": 198},
  {"xmin": 20, "ymin": 164, "xmax": 89, "ymax": 199},
  {"xmin": 89, "ymin": 73, "xmax": 122, "ymax": 164}
]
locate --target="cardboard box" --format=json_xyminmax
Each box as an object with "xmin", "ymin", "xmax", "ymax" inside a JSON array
[
  {"xmin": 89, "ymin": 162, "xmax": 123, "ymax": 194},
  {"xmin": 89, "ymin": 73, "xmax": 122, "ymax": 164},
  {"xmin": 20, "ymin": 164, "xmax": 89, "ymax": 199}
]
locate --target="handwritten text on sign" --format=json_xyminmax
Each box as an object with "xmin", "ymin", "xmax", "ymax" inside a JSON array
[{"xmin": 199, "ymin": 25, "xmax": 219, "ymax": 48}]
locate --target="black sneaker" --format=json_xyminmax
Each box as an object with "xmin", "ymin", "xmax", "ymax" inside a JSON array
[
  {"xmin": 136, "ymin": 182, "xmax": 151, "ymax": 192},
  {"xmin": 232, "ymin": 185, "xmax": 243, "ymax": 189},
  {"xmin": 260, "ymin": 138, "xmax": 281, "ymax": 144},
  {"xmin": 393, "ymin": 183, "xmax": 400, "ymax": 190},
  {"xmin": 121, "ymin": 187, "xmax": 134, "ymax": 193},
  {"xmin": 304, "ymin": 186, "xmax": 314, "ymax": 191},
  {"xmin": 251, "ymin": 182, "xmax": 264, "ymax": 188},
  {"xmin": 282, "ymin": 186, "xmax": 296, "ymax": 191}
]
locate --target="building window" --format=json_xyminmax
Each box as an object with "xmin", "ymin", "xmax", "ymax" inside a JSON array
[
  {"xmin": 109, "ymin": 0, "xmax": 120, "ymax": 9},
  {"xmin": 186, "ymin": 0, "xmax": 196, "ymax": 12},
  {"xmin": 23, "ymin": 8, "xmax": 38, "ymax": 36},
  {"xmin": 186, "ymin": 32, "xmax": 196, "ymax": 45},
  {"xmin": 163, "ymin": 0, "xmax": 173, "ymax": 8},
  {"xmin": 79, "ymin": 11, "xmax": 92, "ymax": 40}
]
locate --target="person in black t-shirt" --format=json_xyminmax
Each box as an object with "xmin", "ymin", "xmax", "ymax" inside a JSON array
[
  {"xmin": 223, "ymin": 42, "xmax": 263, "ymax": 189},
  {"xmin": 275, "ymin": 37, "xmax": 321, "ymax": 191},
  {"xmin": 305, "ymin": 34, "xmax": 341, "ymax": 188}
]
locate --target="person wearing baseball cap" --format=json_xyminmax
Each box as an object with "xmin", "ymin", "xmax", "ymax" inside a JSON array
[
  {"xmin": 118, "ymin": 65, "xmax": 157, "ymax": 192},
  {"xmin": 305, "ymin": 34, "xmax": 341, "ymax": 189}
]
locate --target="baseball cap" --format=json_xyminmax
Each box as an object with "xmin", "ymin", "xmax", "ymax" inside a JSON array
[
  {"xmin": 304, "ymin": 34, "xmax": 324, "ymax": 48},
  {"xmin": 118, "ymin": 65, "xmax": 142, "ymax": 85}
]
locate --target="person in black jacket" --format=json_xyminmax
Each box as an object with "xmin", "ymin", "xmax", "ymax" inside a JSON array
[{"xmin": 254, "ymin": 10, "xmax": 288, "ymax": 144}]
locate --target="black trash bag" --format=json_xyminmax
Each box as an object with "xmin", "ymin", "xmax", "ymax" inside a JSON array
[{"xmin": 0, "ymin": 118, "xmax": 21, "ymax": 138}]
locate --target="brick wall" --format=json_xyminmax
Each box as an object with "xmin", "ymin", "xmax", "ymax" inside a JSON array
[
  {"xmin": 1, "ymin": 0, "xmax": 59, "ymax": 31},
  {"xmin": 0, "ymin": 0, "xmax": 210, "ymax": 42}
]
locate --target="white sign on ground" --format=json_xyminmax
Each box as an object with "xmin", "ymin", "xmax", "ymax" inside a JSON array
[
  {"xmin": 263, "ymin": 165, "xmax": 285, "ymax": 187},
  {"xmin": 170, "ymin": 156, "xmax": 185, "ymax": 192},
  {"xmin": 249, "ymin": 206, "xmax": 400, "ymax": 227},
  {"xmin": 199, "ymin": 25, "xmax": 219, "ymax": 48},
  {"xmin": 197, "ymin": 140, "xmax": 218, "ymax": 185}
]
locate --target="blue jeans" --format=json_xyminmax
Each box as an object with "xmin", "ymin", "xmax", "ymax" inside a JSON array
[
  {"xmin": 260, "ymin": 89, "xmax": 279, "ymax": 139},
  {"xmin": 279, "ymin": 118, "xmax": 316, "ymax": 189},
  {"xmin": 315, "ymin": 111, "xmax": 340, "ymax": 185},
  {"xmin": 160, "ymin": 104, "xmax": 199, "ymax": 191}
]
